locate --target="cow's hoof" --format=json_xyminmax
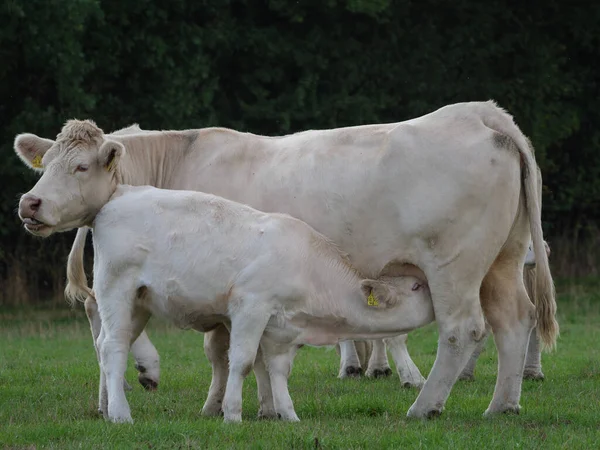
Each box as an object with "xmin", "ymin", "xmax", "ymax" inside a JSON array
[
  {"xmin": 339, "ymin": 366, "xmax": 363, "ymax": 378},
  {"xmin": 367, "ymin": 367, "xmax": 393, "ymax": 378},
  {"xmin": 523, "ymin": 371, "xmax": 544, "ymax": 381},
  {"xmin": 138, "ymin": 374, "xmax": 158, "ymax": 391},
  {"xmin": 426, "ymin": 409, "xmax": 443, "ymax": 419}
]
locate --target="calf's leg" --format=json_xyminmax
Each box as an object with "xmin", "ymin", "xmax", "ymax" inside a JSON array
[
  {"xmin": 222, "ymin": 300, "xmax": 271, "ymax": 423},
  {"xmin": 260, "ymin": 340, "xmax": 300, "ymax": 421},
  {"xmin": 202, "ymin": 324, "xmax": 277, "ymax": 418}
]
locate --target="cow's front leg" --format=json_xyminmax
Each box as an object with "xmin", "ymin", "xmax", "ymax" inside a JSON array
[
  {"xmin": 407, "ymin": 274, "xmax": 488, "ymax": 418},
  {"xmin": 222, "ymin": 302, "xmax": 271, "ymax": 423}
]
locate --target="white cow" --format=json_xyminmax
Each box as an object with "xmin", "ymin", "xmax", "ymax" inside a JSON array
[
  {"xmin": 14, "ymin": 100, "xmax": 558, "ymax": 419},
  {"xmin": 19, "ymin": 182, "xmax": 435, "ymax": 423}
]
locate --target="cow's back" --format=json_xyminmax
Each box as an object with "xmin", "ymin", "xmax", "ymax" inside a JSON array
[{"xmin": 171, "ymin": 102, "xmax": 522, "ymax": 277}]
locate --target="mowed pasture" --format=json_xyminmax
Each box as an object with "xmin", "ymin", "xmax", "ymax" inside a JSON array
[{"xmin": 1, "ymin": 279, "xmax": 599, "ymax": 449}]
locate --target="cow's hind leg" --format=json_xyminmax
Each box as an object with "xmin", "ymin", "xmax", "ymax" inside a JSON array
[
  {"xmin": 384, "ymin": 334, "xmax": 426, "ymax": 388},
  {"xmin": 365, "ymin": 339, "xmax": 393, "ymax": 378},
  {"xmin": 482, "ymin": 258, "xmax": 536, "ymax": 416},
  {"xmin": 407, "ymin": 265, "xmax": 488, "ymax": 418}
]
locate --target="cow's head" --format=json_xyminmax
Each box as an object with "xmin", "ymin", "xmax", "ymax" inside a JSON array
[
  {"xmin": 360, "ymin": 276, "xmax": 430, "ymax": 309},
  {"xmin": 524, "ymin": 240, "xmax": 551, "ymax": 268},
  {"xmin": 15, "ymin": 120, "xmax": 125, "ymax": 237}
]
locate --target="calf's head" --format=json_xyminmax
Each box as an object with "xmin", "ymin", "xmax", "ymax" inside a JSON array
[
  {"xmin": 360, "ymin": 276, "xmax": 430, "ymax": 309},
  {"xmin": 15, "ymin": 120, "xmax": 125, "ymax": 237}
]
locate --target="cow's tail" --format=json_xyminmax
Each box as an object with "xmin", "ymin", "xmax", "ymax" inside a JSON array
[
  {"xmin": 65, "ymin": 226, "xmax": 93, "ymax": 305},
  {"xmin": 482, "ymin": 100, "xmax": 559, "ymax": 351}
]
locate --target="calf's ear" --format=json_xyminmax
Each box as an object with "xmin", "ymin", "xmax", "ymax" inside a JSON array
[
  {"xmin": 14, "ymin": 134, "xmax": 54, "ymax": 172},
  {"xmin": 360, "ymin": 279, "xmax": 376, "ymax": 298},
  {"xmin": 98, "ymin": 140, "xmax": 126, "ymax": 173}
]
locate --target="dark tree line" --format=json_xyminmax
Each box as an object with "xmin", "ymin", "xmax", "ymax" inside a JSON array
[{"xmin": 1, "ymin": 0, "xmax": 599, "ymax": 305}]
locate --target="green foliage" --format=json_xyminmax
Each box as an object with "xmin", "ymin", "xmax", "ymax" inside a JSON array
[{"xmin": 1, "ymin": 0, "xmax": 599, "ymax": 303}]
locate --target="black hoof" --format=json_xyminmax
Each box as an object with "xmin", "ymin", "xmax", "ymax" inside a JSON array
[
  {"xmin": 458, "ymin": 373, "xmax": 475, "ymax": 382},
  {"xmin": 138, "ymin": 375, "xmax": 158, "ymax": 391},
  {"xmin": 523, "ymin": 372, "xmax": 545, "ymax": 381},
  {"xmin": 503, "ymin": 407, "xmax": 520, "ymax": 415},
  {"xmin": 426, "ymin": 409, "xmax": 442, "ymax": 419},
  {"xmin": 372, "ymin": 368, "xmax": 393, "ymax": 378},
  {"xmin": 345, "ymin": 366, "xmax": 363, "ymax": 377},
  {"xmin": 135, "ymin": 363, "xmax": 146, "ymax": 373}
]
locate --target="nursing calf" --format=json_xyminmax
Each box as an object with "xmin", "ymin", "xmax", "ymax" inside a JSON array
[{"xmin": 20, "ymin": 184, "xmax": 434, "ymax": 423}]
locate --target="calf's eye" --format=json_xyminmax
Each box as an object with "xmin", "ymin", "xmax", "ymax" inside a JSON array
[{"xmin": 76, "ymin": 164, "xmax": 89, "ymax": 172}]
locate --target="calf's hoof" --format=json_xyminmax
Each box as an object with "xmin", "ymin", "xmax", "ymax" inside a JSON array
[
  {"xmin": 407, "ymin": 405, "xmax": 444, "ymax": 419},
  {"xmin": 366, "ymin": 367, "xmax": 393, "ymax": 378},
  {"xmin": 401, "ymin": 378, "xmax": 425, "ymax": 390}
]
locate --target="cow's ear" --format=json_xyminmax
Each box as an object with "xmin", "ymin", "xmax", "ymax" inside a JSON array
[
  {"xmin": 98, "ymin": 140, "xmax": 126, "ymax": 173},
  {"xmin": 14, "ymin": 133, "xmax": 54, "ymax": 172}
]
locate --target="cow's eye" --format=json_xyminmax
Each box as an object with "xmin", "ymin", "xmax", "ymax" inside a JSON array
[{"xmin": 75, "ymin": 164, "xmax": 89, "ymax": 173}]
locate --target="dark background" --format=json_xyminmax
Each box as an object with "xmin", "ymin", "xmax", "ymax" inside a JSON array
[{"xmin": 1, "ymin": 0, "xmax": 598, "ymax": 306}]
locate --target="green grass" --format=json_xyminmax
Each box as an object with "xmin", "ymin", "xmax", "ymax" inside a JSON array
[{"xmin": 1, "ymin": 279, "xmax": 600, "ymax": 449}]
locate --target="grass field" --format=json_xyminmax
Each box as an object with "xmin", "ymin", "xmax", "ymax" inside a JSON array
[{"xmin": 1, "ymin": 278, "xmax": 599, "ymax": 449}]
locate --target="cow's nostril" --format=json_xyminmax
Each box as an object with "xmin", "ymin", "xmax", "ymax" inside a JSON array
[{"xmin": 30, "ymin": 197, "xmax": 41, "ymax": 211}]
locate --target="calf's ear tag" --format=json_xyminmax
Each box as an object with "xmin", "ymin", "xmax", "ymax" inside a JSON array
[
  {"xmin": 32, "ymin": 155, "xmax": 43, "ymax": 169},
  {"xmin": 367, "ymin": 292, "xmax": 379, "ymax": 307},
  {"xmin": 106, "ymin": 158, "xmax": 116, "ymax": 172}
]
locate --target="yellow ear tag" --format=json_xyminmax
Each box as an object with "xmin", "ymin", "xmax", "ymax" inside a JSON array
[
  {"xmin": 106, "ymin": 158, "xmax": 116, "ymax": 172},
  {"xmin": 367, "ymin": 292, "xmax": 379, "ymax": 307},
  {"xmin": 31, "ymin": 155, "xmax": 43, "ymax": 169}
]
